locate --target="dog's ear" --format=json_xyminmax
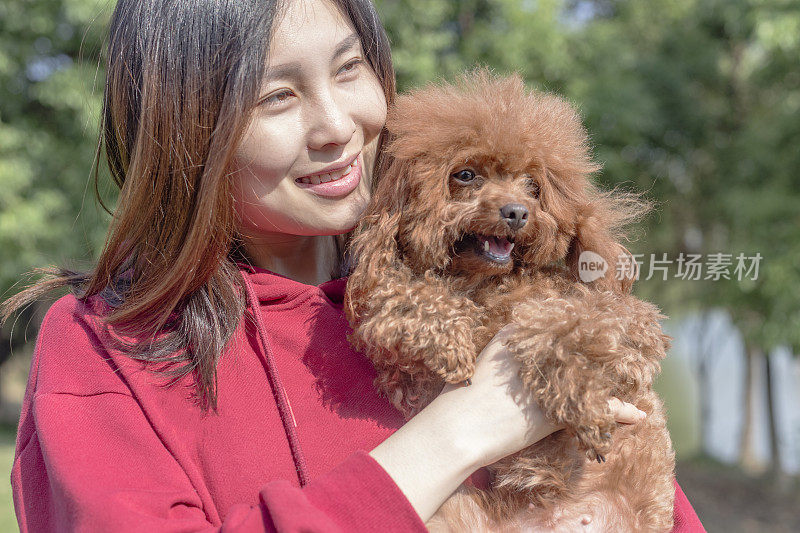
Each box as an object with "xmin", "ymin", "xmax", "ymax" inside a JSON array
[
  {"xmin": 345, "ymin": 154, "xmax": 414, "ymax": 319},
  {"xmin": 565, "ymin": 187, "xmax": 650, "ymax": 294},
  {"xmin": 397, "ymin": 159, "xmax": 458, "ymax": 272}
]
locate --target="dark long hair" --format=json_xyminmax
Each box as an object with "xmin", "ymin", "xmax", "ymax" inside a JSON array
[{"xmin": 1, "ymin": 0, "xmax": 395, "ymax": 411}]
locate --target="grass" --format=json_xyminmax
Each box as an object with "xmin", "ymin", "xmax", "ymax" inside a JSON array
[
  {"xmin": 1, "ymin": 423, "xmax": 18, "ymax": 532},
  {"xmin": 677, "ymin": 455, "xmax": 800, "ymax": 532},
  {"xmin": 655, "ymin": 352, "xmax": 701, "ymax": 460}
]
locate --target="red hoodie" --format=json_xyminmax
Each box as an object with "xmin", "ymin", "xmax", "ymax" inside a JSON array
[{"xmin": 11, "ymin": 265, "xmax": 705, "ymax": 532}]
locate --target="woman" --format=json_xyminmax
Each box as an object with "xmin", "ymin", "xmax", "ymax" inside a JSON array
[{"xmin": 4, "ymin": 0, "xmax": 704, "ymax": 531}]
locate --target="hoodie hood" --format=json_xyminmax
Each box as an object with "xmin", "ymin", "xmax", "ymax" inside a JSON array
[
  {"xmin": 239, "ymin": 264, "xmax": 319, "ymax": 487},
  {"xmin": 238, "ymin": 263, "xmax": 347, "ymax": 306},
  {"xmin": 237, "ymin": 263, "xmax": 407, "ymax": 490}
]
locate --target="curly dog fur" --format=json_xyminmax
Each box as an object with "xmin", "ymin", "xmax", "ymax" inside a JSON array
[{"xmin": 345, "ymin": 70, "xmax": 675, "ymax": 532}]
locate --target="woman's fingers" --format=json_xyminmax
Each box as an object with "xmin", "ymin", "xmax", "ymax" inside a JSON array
[{"xmin": 608, "ymin": 397, "xmax": 647, "ymax": 424}]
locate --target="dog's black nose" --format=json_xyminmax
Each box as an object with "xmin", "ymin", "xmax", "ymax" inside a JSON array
[{"xmin": 500, "ymin": 203, "xmax": 528, "ymax": 230}]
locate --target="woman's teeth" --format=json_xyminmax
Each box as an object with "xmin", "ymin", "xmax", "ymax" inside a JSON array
[{"xmin": 297, "ymin": 159, "xmax": 357, "ymax": 185}]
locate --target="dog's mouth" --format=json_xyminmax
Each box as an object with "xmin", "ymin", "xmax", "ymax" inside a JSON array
[{"xmin": 457, "ymin": 233, "xmax": 515, "ymax": 264}]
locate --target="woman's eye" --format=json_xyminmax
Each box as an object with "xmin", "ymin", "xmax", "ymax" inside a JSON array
[
  {"xmin": 338, "ymin": 58, "xmax": 364, "ymax": 76},
  {"xmin": 451, "ymin": 169, "xmax": 476, "ymax": 184},
  {"xmin": 262, "ymin": 89, "xmax": 294, "ymax": 107}
]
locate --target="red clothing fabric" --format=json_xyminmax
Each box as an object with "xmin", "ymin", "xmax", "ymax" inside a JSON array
[
  {"xmin": 673, "ymin": 481, "xmax": 706, "ymax": 532},
  {"xmin": 11, "ymin": 266, "xmax": 704, "ymax": 531}
]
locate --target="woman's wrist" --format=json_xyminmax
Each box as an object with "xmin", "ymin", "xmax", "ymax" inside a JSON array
[
  {"xmin": 422, "ymin": 384, "xmax": 494, "ymax": 469},
  {"xmin": 437, "ymin": 375, "xmax": 565, "ymax": 468},
  {"xmin": 368, "ymin": 389, "xmax": 483, "ymax": 522}
]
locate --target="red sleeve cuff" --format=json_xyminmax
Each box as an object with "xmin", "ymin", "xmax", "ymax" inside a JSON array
[
  {"xmin": 260, "ymin": 450, "xmax": 428, "ymax": 532},
  {"xmin": 305, "ymin": 450, "xmax": 428, "ymax": 532}
]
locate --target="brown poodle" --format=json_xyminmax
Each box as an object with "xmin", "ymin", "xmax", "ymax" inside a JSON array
[{"xmin": 345, "ymin": 70, "xmax": 675, "ymax": 532}]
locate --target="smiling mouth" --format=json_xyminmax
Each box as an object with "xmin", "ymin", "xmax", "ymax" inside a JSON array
[
  {"xmin": 296, "ymin": 157, "xmax": 359, "ymax": 185},
  {"xmin": 458, "ymin": 233, "xmax": 515, "ymax": 264}
]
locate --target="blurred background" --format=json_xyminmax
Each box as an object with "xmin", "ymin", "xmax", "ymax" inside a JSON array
[{"xmin": 1, "ymin": 0, "xmax": 799, "ymax": 530}]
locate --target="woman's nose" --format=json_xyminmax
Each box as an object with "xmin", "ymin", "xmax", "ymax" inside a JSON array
[{"xmin": 307, "ymin": 92, "xmax": 356, "ymax": 150}]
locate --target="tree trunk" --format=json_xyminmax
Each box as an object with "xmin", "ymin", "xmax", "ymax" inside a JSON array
[
  {"xmin": 697, "ymin": 357, "xmax": 710, "ymax": 455},
  {"xmin": 739, "ymin": 342, "xmax": 761, "ymax": 473},
  {"xmin": 764, "ymin": 351, "xmax": 792, "ymax": 490},
  {"xmin": 764, "ymin": 351, "xmax": 780, "ymax": 471},
  {"xmin": 694, "ymin": 312, "xmax": 714, "ymax": 456}
]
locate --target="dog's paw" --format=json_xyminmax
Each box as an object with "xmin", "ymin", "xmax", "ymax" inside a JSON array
[
  {"xmin": 575, "ymin": 424, "xmax": 615, "ymax": 463},
  {"xmin": 427, "ymin": 349, "xmax": 476, "ymax": 385},
  {"xmin": 434, "ymin": 363, "xmax": 475, "ymax": 385},
  {"xmin": 380, "ymin": 381, "xmax": 423, "ymax": 418}
]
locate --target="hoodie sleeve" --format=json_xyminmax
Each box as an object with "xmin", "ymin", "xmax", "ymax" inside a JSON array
[
  {"xmin": 12, "ymin": 391, "xmax": 427, "ymax": 533},
  {"xmin": 671, "ymin": 481, "xmax": 706, "ymax": 532}
]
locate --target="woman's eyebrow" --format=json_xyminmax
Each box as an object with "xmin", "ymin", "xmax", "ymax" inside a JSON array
[
  {"xmin": 332, "ymin": 34, "xmax": 360, "ymax": 59},
  {"xmin": 264, "ymin": 63, "xmax": 301, "ymax": 82},
  {"xmin": 263, "ymin": 34, "xmax": 361, "ymax": 83}
]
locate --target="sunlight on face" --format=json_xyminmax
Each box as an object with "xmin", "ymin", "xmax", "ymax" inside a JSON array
[{"xmin": 231, "ymin": 0, "xmax": 387, "ymax": 244}]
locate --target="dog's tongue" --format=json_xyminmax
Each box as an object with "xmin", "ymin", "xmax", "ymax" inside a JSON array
[{"xmin": 483, "ymin": 236, "xmax": 514, "ymax": 257}]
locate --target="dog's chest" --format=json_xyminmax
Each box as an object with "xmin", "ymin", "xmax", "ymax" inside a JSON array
[{"xmin": 470, "ymin": 273, "xmax": 571, "ymax": 348}]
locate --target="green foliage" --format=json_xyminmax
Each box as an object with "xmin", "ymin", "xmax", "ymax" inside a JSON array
[
  {"xmin": 0, "ymin": 0, "xmax": 112, "ymax": 300},
  {"xmin": 0, "ymin": 424, "xmax": 16, "ymax": 532},
  {"xmin": 375, "ymin": 0, "xmax": 573, "ymax": 90}
]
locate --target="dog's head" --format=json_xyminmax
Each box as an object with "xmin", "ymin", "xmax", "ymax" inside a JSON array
[{"xmin": 352, "ymin": 70, "xmax": 647, "ymax": 293}]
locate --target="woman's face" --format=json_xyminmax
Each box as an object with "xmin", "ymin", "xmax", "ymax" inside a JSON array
[{"xmin": 231, "ymin": 0, "xmax": 387, "ymax": 243}]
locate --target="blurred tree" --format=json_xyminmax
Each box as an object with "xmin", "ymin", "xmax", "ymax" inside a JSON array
[
  {"xmin": 0, "ymin": 0, "xmax": 112, "ymax": 369},
  {"xmin": 374, "ymin": 0, "xmax": 573, "ymax": 91},
  {"xmin": 566, "ymin": 0, "xmax": 800, "ymax": 477}
]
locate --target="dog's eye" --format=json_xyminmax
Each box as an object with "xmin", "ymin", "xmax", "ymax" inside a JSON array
[
  {"xmin": 527, "ymin": 179, "xmax": 541, "ymax": 199},
  {"xmin": 451, "ymin": 169, "xmax": 476, "ymax": 184}
]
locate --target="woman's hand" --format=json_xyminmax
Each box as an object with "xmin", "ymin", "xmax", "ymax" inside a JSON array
[{"xmin": 438, "ymin": 326, "xmax": 646, "ymax": 468}]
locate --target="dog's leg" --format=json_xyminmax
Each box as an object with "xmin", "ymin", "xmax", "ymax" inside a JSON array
[
  {"xmin": 553, "ymin": 391, "xmax": 675, "ymax": 532},
  {"xmin": 488, "ymin": 289, "xmax": 675, "ymax": 528},
  {"xmin": 504, "ymin": 289, "xmax": 670, "ymax": 463},
  {"xmin": 370, "ymin": 359, "xmax": 445, "ymax": 417},
  {"xmin": 489, "ymin": 430, "xmax": 585, "ymax": 506},
  {"xmin": 603, "ymin": 294, "xmax": 672, "ymax": 399},
  {"xmin": 426, "ymin": 485, "xmax": 498, "ymax": 533},
  {"xmin": 349, "ymin": 274, "xmax": 485, "ymax": 415},
  {"xmin": 603, "ymin": 392, "xmax": 676, "ymax": 532}
]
